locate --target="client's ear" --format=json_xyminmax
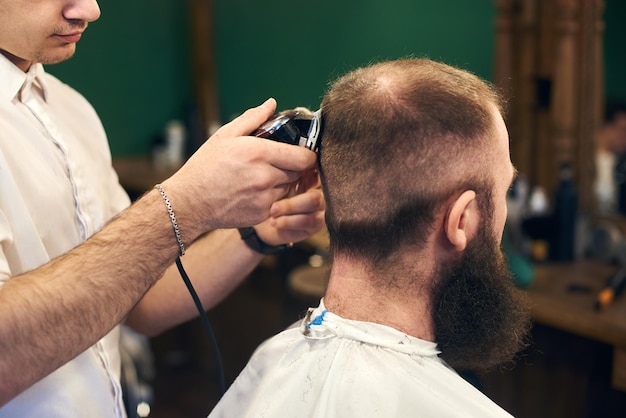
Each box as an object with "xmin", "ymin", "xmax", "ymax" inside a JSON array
[{"xmin": 444, "ymin": 190, "xmax": 479, "ymax": 252}]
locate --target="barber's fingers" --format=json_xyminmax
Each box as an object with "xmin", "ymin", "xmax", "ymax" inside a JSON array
[
  {"xmin": 270, "ymin": 187, "xmax": 325, "ymax": 219},
  {"xmin": 269, "ymin": 211, "xmax": 326, "ymax": 238},
  {"xmin": 212, "ymin": 98, "xmax": 276, "ymax": 139},
  {"xmin": 266, "ymin": 141, "xmax": 318, "ymax": 174},
  {"xmin": 300, "ymin": 169, "xmax": 322, "ymax": 190},
  {"xmin": 210, "ymin": 98, "xmax": 317, "ymax": 174},
  {"xmin": 286, "ymin": 168, "xmax": 321, "ymax": 197},
  {"xmin": 255, "ymin": 188, "xmax": 326, "ymax": 245}
]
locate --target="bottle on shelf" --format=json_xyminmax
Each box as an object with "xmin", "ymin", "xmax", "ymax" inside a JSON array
[{"xmin": 550, "ymin": 162, "xmax": 578, "ymax": 261}]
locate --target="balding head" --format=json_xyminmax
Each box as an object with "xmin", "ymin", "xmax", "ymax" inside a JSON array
[{"xmin": 319, "ymin": 58, "xmax": 505, "ymax": 266}]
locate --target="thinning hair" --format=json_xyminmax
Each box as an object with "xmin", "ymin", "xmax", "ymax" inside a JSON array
[{"xmin": 319, "ymin": 58, "xmax": 505, "ymax": 266}]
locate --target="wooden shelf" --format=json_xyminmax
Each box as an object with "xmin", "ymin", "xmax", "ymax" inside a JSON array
[{"xmin": 112, "ymin": 156, "xmax": 178, "ymax": 194}]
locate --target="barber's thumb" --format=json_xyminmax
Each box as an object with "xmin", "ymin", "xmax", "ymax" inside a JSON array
[
  {"xmin": 215, "ymin": 98, "xmax": 277, "ymax": 138},
  {"xmin": 258, "ymin": 97, "xmax": 277, "ymax": 111},
  {"xmin": 253, "ymin": 97, "xmax": 278, "ymax": 123}
]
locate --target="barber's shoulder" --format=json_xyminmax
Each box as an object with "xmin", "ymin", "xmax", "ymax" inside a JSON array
[
  {"xmin": 41, "ymin": 70, "xmax": 101, "ymax": 122},
  {"xmin": 41, "ymin": 72, "xmax": 87, "ymax": 101}
]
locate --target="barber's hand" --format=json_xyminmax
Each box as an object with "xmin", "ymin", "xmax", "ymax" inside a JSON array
[
  {"xmin": 163, "ymin": 98, "xmax": 318, "ymax": 240},
  {"xmin": 254, "ymin": 168, "xmax": 325, "ymax": 246}
]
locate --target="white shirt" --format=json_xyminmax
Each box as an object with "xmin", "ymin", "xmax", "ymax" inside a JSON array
[
  {"xmin": 0, "ymin": 54, "xmax": 131, "ymax": 417},
  {"xmin": 209, "ymin": 300, "xmax": 514, "ymax": 418}
]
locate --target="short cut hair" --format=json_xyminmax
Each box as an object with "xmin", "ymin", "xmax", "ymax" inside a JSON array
[{"xmin": 319, "ymin": 58, "xmax": 505, "ymax": 266}]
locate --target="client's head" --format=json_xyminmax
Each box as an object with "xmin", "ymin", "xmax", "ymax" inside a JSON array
[{"xmin": 318, "ymin": 58, "xmax": 530, "ymax": 371}]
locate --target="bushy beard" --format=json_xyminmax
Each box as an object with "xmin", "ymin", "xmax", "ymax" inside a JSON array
[{"xmin": 431, "ymin": 227, "xmax": 531, "ymax": 372}]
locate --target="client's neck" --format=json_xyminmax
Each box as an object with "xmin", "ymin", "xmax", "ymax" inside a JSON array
[{"xmin": 323, "ymin": 254, "xmax": 435, "ymax": 341}]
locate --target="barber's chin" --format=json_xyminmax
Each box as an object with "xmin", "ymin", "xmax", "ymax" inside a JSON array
[{"xmin": 41, "ymin": 46, "xmax": 77, "ymax": 65}]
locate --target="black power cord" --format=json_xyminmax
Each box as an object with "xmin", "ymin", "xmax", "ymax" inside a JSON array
[{"xmin": 175, "ymin": 256, "xmax": 226, "ymax": 396}]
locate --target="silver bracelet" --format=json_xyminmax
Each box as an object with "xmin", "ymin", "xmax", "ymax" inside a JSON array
[{"xmin": 154, "ymin": 183, "xmax": 185, "ymax": 256}]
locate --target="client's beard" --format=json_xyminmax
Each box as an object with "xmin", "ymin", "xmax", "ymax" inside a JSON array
[{"xmin": 431, "ymin": 226, "xmax": 531, "ymax": 372}]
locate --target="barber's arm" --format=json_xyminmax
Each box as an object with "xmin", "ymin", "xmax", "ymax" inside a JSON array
[
  {"xmin": 125, "ymin": 171, "xmax": 325, "ymax": 336},
  {"xmin": 0, "ymin": 98, "xmax": 318, "ymax": 405}
]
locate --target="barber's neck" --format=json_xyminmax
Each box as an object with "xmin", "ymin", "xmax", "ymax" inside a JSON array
[
  {"xmin": 0, "ymin": 49, "xmax": 31, "ymax": 72},
  {"xmin": 323, "ymin": 253, "xmax": 436, "ymax": 342}
]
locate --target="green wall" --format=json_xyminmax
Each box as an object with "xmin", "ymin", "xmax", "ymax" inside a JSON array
[
  {"xmin": 214, "ymin": 1, "xmax": 495, "ymax": 121},
  {"xmin": 47, "ymin": 1, "xmax": 193, "ymax": 157},
  {"xmin": 46, "ymin": 1, "xmax": 624, "ymax": 158},
  {"xmin": 605, "ymin": 0, "xmax": 626, "ymax": 102}
]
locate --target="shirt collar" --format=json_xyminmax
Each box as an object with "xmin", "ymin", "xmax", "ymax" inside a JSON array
[{"xmin": 0, "ymin": 53, "xmax": 49, "ymax": 103}]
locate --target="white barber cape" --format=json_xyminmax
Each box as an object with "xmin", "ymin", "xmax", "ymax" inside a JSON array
[{"xmin": 209, "ymin": 300, "xmax": 513, "ymax": 418}]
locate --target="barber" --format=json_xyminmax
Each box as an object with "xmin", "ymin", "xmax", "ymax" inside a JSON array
[{"xmin": 0, "ymin": 0, "xmax": 324, "ymax": 415}]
